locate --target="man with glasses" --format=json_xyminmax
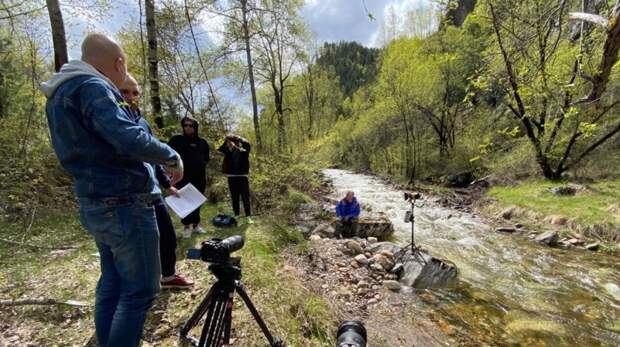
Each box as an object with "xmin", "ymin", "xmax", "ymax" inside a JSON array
[
  {"xmin": 169, "ymin": 117, "xmax": 210, "ymax": 238},
  {"xmin": 119, "ymin": 74, "xmax": 194, "ymax": 289}
]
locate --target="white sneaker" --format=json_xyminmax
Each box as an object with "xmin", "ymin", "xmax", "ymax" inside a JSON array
[
  {"xmin": 182, "ymin": 227, "xmax": 192, "ymax": 239},
  {"xmin": 193, "ymin": 225, "xmax": 206, "ymax": 234}
]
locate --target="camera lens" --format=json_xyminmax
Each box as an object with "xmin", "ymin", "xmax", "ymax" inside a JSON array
[
  {"xmin": 222, "ymin": 235, "xmax": 244, "ymax": 254},
  {"xmin": 336, "ymin": 320, "xmax": 366, "ymax": 347}
]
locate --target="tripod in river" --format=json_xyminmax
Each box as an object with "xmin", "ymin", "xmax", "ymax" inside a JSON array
[
  {"xmin": 180, "ymin": 257, "xmax": 284, "ymax": 347},
  {"xmin": 397, "ymin": 192, "xmax": 427, "ymax": 265}
]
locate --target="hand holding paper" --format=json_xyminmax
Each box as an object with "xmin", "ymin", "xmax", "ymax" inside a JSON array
[{"xmin": 164, "ymin": 183, "xmax": 207, "ymax": 219}]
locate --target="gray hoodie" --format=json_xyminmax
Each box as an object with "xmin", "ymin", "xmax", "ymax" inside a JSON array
[{"xmin": 40, "ymin": 60, "xmax": 117, "ymax": 97}]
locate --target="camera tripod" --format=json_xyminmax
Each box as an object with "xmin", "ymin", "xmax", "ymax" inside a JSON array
[
  {"xmin": 180, "ymin": 258, "xmax": 284, "ymax": 347},
  {"xmin": 396, "ymin": 195, "xmax": 427, "ymax": 266}
]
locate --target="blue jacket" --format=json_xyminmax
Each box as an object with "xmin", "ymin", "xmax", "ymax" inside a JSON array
[
  {"xmin": 336, "ymin": 197, "xmax": 361, "ymax": 218},
  {"xmin": 132, "ymin": 109, "xmax": 171, "ymax": 192},
  {"xmin": 41, "ymin": 61, "xmax": 179, "ymax": 198}
]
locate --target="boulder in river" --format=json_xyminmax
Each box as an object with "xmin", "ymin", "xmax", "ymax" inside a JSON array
[
  {"xmin": 535, "ymin": 230, "xmax": 559, "ymax": 246},
  {"xmin": 370, "ymin": 242, "xmax": 458, "ymax": 289},
  {"xmin": 354, "ymin": 217, "xmax": 394, "ymax": 240}
]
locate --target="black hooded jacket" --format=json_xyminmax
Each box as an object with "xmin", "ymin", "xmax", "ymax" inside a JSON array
[
  {"xmin": 218, "ymin": 137, "xmax": 251, "ymax": 175},
  {"xmin": 168, "ymin": 117, "xmax": 210, "ymax": 182}
]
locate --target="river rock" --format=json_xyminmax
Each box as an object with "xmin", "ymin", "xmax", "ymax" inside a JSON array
[
  {"xmin": 355, "ymin": 217, "xmax": 395, "ymax": 240},
  {"xmin": 585, "ymin": 242, "xmax": 600, "ymax": 251},
  {"xmin": 548, "ymin": 186, "xmax": 577, "ymax": 196},
  {"xmin": 372, "ymin": 254, "xmax": 394, "ymax": 271},
  {"xmin": 345, "ymin": 240, "xmax": 364, "ymax": 254},
  {"xmin": 354, "ymin": 254, "xmax": 369, "ymax": 265},
  {"xmin": 383, "ymin": 280, "xmax": 402, "ymax": 291},
  {"xmin": 367, "ymin": 237, "xmax": 378, "ymax": 244},
  {"xmin": 499, "ymin": 206, "xmax": 516, "ymax": 220},
  {"xmin": 495, "ymin": 227, "xmax": 517, "ymax": 233},
  {"xmin": 368, "ymin": 243, "xmax": 458, "ymax": 289},
  {"xmin": 312, "ymin": 223, "xmax": 336, "ymax": 238},
  {"xmin": 535, "ymin": 230, "xmax": 559, "ymax": 246},
  {"xmin": 370, "ymin": 263, "xmax": 385, "ymax": 272},
  {"xmin": 309, "ymin": 234, "xmax": 322, "ymax": 241},
  {"xmin": 566, "ymin": 238, "xmax": 584, "ymax": 245},
  {"xmin": 367, "ymin": 298, "xmax": 379, "ymax": 305},
  {"xmin": 550, "ymin": 216, "xmax": 568, "ymax": 226}
]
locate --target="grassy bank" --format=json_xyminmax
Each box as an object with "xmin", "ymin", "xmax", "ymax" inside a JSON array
[
  {"xmin": 484, "ymin": 178, "xmax": 620, "ymax": 246},
  {"xmin": 0, "ymin": 201, "xmax": 335, "ymax": 346}
]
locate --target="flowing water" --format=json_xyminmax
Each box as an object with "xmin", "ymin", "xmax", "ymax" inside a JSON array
[{"xmin": 323, "ymin": 169, "xmax": 620, "ymax": 346}]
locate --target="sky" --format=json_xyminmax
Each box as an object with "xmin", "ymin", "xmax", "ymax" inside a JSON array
[
  {"xmin": 63, "ymin": 0, "xmax": 434, "ymax": 58},
  {"xmin": 57, "ymin": 0, "xmax": 433, "ymax": 114}
]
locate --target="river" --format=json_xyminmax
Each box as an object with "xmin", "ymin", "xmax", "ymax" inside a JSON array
[{"xmin": 323, "ymin": 169, "xmax": 620, "ymax": 346}]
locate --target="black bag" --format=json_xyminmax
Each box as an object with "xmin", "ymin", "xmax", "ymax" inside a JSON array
[{"xmin": 212, "ymin": 214, "xmax": 238, "ymax": 227}]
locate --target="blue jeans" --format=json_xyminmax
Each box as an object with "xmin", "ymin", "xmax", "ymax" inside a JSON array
[{"xmin": 79, "ymin": 196, "xmax": 161, "ymax": 347}]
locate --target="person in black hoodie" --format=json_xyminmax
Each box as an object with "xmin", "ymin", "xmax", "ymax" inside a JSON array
[
  {"xmin": 169, "ymin": 117, "xmax": 210, "ymax": 238},
  {"xmin": 218, "ymin": 134, "xmax": 252, "ymax": 223}
]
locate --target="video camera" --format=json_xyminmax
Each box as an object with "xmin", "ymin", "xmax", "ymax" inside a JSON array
[
  {"xmin": 404, "ymin": 191, "xmax": 421, "ymax": 201},
  {"xmin": 186, "ymin": 235, "xmax": 244, "ymax": 263}
]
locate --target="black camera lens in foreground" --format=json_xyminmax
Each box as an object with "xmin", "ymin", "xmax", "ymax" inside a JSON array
[
  {"xmin": 221, "ymin": 235, "xmax": 244, "ymax": 254},
  {"xmin": 336, "ymin": 320, "xmax": 367, "ymax": 347}
]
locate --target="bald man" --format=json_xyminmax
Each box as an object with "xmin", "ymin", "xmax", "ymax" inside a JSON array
[
  {"xmin": 119, "ymin": 74, "xmax": 194, "ymax": 289},
  {"xmin": 41, "ymin": 33, "xmax": 183, "ymax": 347}
]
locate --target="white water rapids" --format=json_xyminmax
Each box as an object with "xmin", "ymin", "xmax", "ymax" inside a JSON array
[{"xmin": 323, "ymin": 169, "xmax": 620, "ymax": 346}]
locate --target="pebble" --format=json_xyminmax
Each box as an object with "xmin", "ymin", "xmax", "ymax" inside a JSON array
[
  {"xmin": 354, "ymin": 254, "xmax": 369, "ymax": 265},
  {"xmin": 309, "ymin": 234, "xmax": 321, "ymax": 241},
  {"xmin": 367, "ymin": 298, "xmax": 379, "ymax": 305},
  {"xmin": 370, "ymin": 263, "xmax": 384, "ymax": 272},
  {"xmin": 367, "ymin": 237, "xmax": 378, "ymax": 244},
  {"xmin": 345, "ymin": 240, "xmax": 364, "ymax": 254},
  {"xmin": 383, "ymin": 280, "xmax": 402, "ymax": 291}
]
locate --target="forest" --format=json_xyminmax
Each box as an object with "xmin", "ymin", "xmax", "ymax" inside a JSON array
[{"xmin": 1, "ymin": 0, "xmax": 619, "ymax": 346}]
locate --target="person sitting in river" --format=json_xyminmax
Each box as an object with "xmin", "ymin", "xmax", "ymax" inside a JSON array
[{"xmin": 336, "ymin": 191, "xmax": 361, "ymax": 238}]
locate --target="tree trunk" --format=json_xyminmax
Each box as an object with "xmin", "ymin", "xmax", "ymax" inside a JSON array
[
  {"xmin": 145, "ymin": 0, "xmax": 163, "ymax": 128},
  {"xmin": 241, "ymin": 0, "xmax": 262, "ymax": 153},
  {"xmin": 46, "ymin": 0, "xmax": 68, "ymax": 72},
  {"xmin": 275, "ymin": 89, "xmax": 286, "ymax": 151}
]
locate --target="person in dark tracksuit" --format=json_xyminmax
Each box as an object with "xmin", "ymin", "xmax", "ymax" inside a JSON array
[
  {"xmin": 120, "ymin": 74, "xmax": 194, "ymax": 289},
  {"xmin": 169, "ymin": 116, "xmax": 210, "ymax": 238},
  {"xmin": 218, "ymin": 134, "xmax": 253, "ymax": 223}
]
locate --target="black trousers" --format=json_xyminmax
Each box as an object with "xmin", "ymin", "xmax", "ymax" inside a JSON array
[
  {"xmin": 227, "ymin": 176, "xmax": 251, "ymax": 216},
  {"xmin": 154, "ymin": 198, "xmax": 177, "ymax": 277},
  {"xmin": 176, "ymin": 178, "xmax": 206, "ymax": 226}
]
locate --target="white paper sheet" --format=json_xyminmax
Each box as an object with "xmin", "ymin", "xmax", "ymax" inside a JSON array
[{"xmin": 164, "ymin": 183, "xmax": 207, "ymax": 219}]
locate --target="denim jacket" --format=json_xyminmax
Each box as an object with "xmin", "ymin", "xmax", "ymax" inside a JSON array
[{"xmin": 42, "ymin": 61, "xmax": 178, "ymax": 198}]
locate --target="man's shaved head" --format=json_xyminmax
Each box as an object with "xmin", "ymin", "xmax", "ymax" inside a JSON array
[{"xmin": 81, "ymin": 33, "xmax": 128, "ymax": 87}]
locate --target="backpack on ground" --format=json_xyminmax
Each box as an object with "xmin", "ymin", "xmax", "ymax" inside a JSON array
[{"xmin": 212, "ymin": 214, "xmax": 238, "ymax": 227}]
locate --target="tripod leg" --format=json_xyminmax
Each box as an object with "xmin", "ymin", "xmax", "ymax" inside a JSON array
[
  {"xmin": 235, "ymin": 282, "xmax": 282, "ymax": 347},
  {"xmin": 222, "ymin": 296, "xmax": 234, "ymax": 345},
  {"xmin": 182, "ymin": 284, "xmax": 218, "ymax": 337},
  {"xmin": 199, "ymin": 297, "xmax": 218, "ymax": 347},
  {"xmin": 213, "ymin": 296, "xmax": 233, "ymax": 347}
]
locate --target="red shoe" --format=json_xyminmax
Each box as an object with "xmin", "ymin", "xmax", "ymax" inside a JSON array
[{"xmin": 161, "ymin": 274, "xmax": 194, "ymax": 289}]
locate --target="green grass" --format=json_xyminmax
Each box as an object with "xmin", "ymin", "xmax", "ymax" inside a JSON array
[
  {"xmin": 488, "ymin": 179, "xmax": 620, "ymax": 227},
  {"xmin": 0, "ymin": 202, "xmax": 335, "ymax": 346}
]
